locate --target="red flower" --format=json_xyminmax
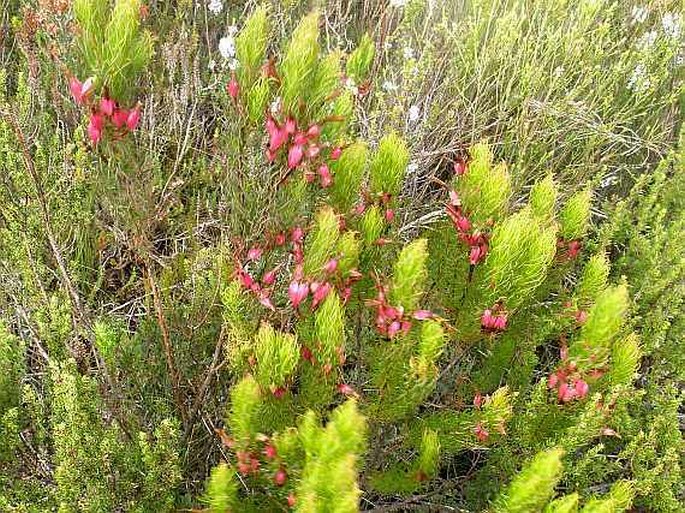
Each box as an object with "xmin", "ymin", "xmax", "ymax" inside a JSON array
[
  {"xmin": 227, "ymin": 73, "xmax": 239, "ymax": 100},
  {"xmin": 331, "ymin": 146, "xmax": 342, "ymax": 160},
  {"xmin": 288, "ymin": 144, "xmax": 304, "ymax": 169},
  {"xmin": 318, "ymin": 164, "xmax": 332, "ymax": 187},
  {"xmin": 87, "ymin": 113, "xmax": 105, "ymax": 144}
]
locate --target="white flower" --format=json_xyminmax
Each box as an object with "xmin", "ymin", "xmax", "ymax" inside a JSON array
[
  {"xmin": 636, "ymin": 30, "xmax": 657, "ymax": 50},
  {"xmin": 207, "ymin": 0, "xmax": 223, "ymax": 14},
  {"xmin": 227, "ymin": 58, "xmax": 240, "ymax": 71},
  {"xmin": 408, "ymin": 105, "xmax": 420, "ymax": 123},
  {"xmin": 218, "ymin": 36, "xmax": 236, "ymax": 59},
  {"xmin": 208, "ymin": 59, "xmax": 217, "ymax": 72},
  {"xmin": 389, "ymin": 0, "xmax": 408, "ymax": 7},
  {"xmin": 270, "ymin": 97, "xmax": 282, "ymax": 115},
  {"xmin": 403, "ymin": 46, "xmax": 415, "ymax": 60},
  {"xmin": 382, "ymin": 80, "xmax": 398, "ymax": 92},
  {"xmin": 227, "ymin": 25, "xmax": 238, "ymax": 36},
  {"xmin": 627, "ymin": 63, "xmax": 650, "ymax": 92},
  {"xmin": 662, "ymin": 12, "xmax": 681, "ymax": 39},
  {"xmin": 406, "ymin": 162, "xmax": 419, "ymax": 175},
  {"xmin": 345, "ymin": 77, "xmax": 359, "ymax": 96},
  {"xmin": 630, "ymin": 6, "xmax": 648, "ymax": 25}
]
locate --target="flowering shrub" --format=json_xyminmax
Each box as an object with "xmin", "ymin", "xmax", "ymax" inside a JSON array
[{"xmin": 0, "ymin": 1, "xmax": 682, "ymax": 512}]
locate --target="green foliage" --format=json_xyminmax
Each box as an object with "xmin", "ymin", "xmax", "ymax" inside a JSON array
[
  {"xmin": 369, "ymin": 132, "xmax": 410, "ymax": 197},
  {"xmin": 204, "ymin": 463, "xmax": 239, "ymax": 513},
  {"xmin": 390, "ymin": 238, "xmax": 428, "ymax": 313},
  {"xmin": 493, "ymin": 447, "xmax": 565, "ymax": 513},
  {"xmin": 236, "ymin": 5, "xmax": 269, "ymax": 91},
  {"xmin": 545, "ymin": 494, "xmax": 579, "ymax": 513},
  {"xmin": 576, "ymin": 253, "xmax": 610, "ymax": 306},
  {"xmin": 560, "ymin": 189, "xmax": 592, "ymax": 241},
  {"xmin": 73, "ymin": 0, "xmax": 153, "ymax": 100},
  {"xmin": 530, "ymin": 175, "xmax": 558, "ymax": 223},
  {"xmin": 297, "ymin": 399, "xmax": 366, "ymax": 512},
  {"xmin": 304, "ymin": 207, "xmax": 340, "ymax": 277},
  {"xmin": 456, "ymin": 142, "xmax": 511, "ymax": 224},
  {"xmin": 254, "ymin": 323, "xmax": 300, "ymax": 392},
  {"xmin": 227, "ymin": 375, "xmax": 262, "ymax": 446},
  {"xmin": 328, "ymin": 142, "xmax": 367, "ymax": 213},
  {"xmin": 346, "ymin": 33, "xmax": 375, "ymax": 82},
  {"xmin": 280, "ymin": 12, "xmax": 320, "ymax": 114}
]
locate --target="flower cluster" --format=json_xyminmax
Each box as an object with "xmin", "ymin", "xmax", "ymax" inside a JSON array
[
  {"xmin": 480, "ymin": 304, "xmax": 508, "ymax": 332},
  {"xmin": 265, "ymin": 115, "xmax": 339, "ymax": 188},
  {"xmin": 446, "ymin": 189, "xmax": 489, "ymax": 265},
  {"xmin": 547, "ymin": 345, "xmax": 594, "ymax": 403},
  {"xmin": 69, "ymin": 75, "xmax": 140, "ymax": 144},
  {"xmin": 367, "ymin": 282, "xmax": 434, "ymax": 339}
]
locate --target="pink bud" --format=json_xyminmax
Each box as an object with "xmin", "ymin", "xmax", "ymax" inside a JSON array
[
  {"xmin": 263, "ymin": 444, "xmax": 277, "ymax": 460},
  {"xmin": 353, "ymin": 203, "xmax": 366, "ymax": 215},
  {"xmin": 324, "ymin": 258, "xmax": 338, "ymax": 274},
  {"xmin": 469, "ymin": 245, "xmax": 483, "ymax": 265},
  {"xmin": 87, "ymin": 113, "xmax": 105, "ymax": 144},
  {"xmin": 480, "ymin": 309, "xmax": 494, "ymax": 329},
  {"xmin": 287, "ymin": 494, "xmax": 296, "ymax": 508},
  {"xmin": 301, "ymin": 346, "xmax": 314, "ymax": 363},
  {"xmin": 412, "ymin": 310, "xmax": 434, "ymax": 320},
  {"xmin": 558, "ymin": 382, "xmax": 577, "ymax": 402},
  {"xmin": 387, "ymin": 321, "xmax": 402, "ymax": 338},
  {"xmin": 493, "ymin": 314, "xmax": 507, "ymax": 331},
  {"xmin": 474, "ymin": 422, "xmax": 489, "ymax": 442},
  {"xmin": 258, "ymin": 295, "xmax": 276, "ymax": 311},
  {"xmin": 126, "ymin": 107, "xmax": 141, "ymax": 131},
  {"xmin": 448, "ymin": 189, "xmax": 460, "ymax": 206},
  {"xmin": 69, "ymin": 77, "xmax": 84, "ymax": 104},
  {"xmin": 262, "ymin": 268, "xmax": 277, "ymax": 286},
  {"xmin": 342, "ymin": 286, "xmax": 352, "ymax": 304},
  {"xmin": 453, "ymin": 160, "xmax": 466, "ymax": 176},
  {"xmin": 337, "ymin": 383, "xmax": 355, "ymax": 396},
  {"xmin": 547, "ymin": 373, "xmax": 559, "ymax": 389},
  {"xmin": 331, "ymin": 146, "xmax": 342, "ymax": 160},
  {"xmin": 311, "ymin": 282, "xmax": 332, "ymax": 309},
  {"xmin": 247, "ymin": 246, "xmax": 263, "ymax": 261},
  {"xmin": 560, "ymin": 344, "xmax": 569, "ymax": 361},
  {"xmin": 275, "ymin": 232, "xmax": 286, "ymax": 246},
  {"xmin": 383, "ymin": 306, "xmax": 401, "ymax": 320},
  {"xmin": 318, "ymin": 164, "xmax": 332, "ymax": 187},
  {"xmin": 81, "ymin": 77, "xmax": 95, "ymax": 97},
  {"xmin": 385, "ymin": 208, "xmax": 395, "ymax": 222},
  {"xmin": 307, "ymin": 124, "xmax": 321, "ymax": 138},
  {"xmin": 285, "ymin": 117, "xmax": 297, "ymax": 135},
  {"xmin": 575, "ymin": 379, "xmax": 589, "ymax": 398},
  {"xmin": 99, "ymin": 97, "xmax": 115, "ymax": 116},
  {"xmin": 473, "ymin": 393, "xmax": 483, "ymax": 408},
  {"xmin": 456, "ymin": 215, "xmax": 471, "ymax": 232},
  {"xmin": 272, "ymin": 386, "xmax": 286, "ymax": 399},
  {"xmin": 293, "ymin": 132, "xmax": 309, "ymax": 146},
  {"xmin": 227, "ymin": 75, "xmax": 239, "ymax": 100},
  {"xmin": 575, "ymin": 310, "xmax": 588, "ymax": 324},
  {"xmin": 291, "ymin": 226, "xmax": 304, "ymax": 243},
  {"xmin": 112, "ymin": 108, "xmax": 129, "ymax": 129},
  {"xmin": 288, "ymin": 144, "xmax": 304, "ymax": 169},
  {"xmin": 274, "ymin": 468, "xmax": 287, "ymax": 486},
  {"xmin": 238, "ymin": 270, "xmax": 254, "ymax": 289},
  {"xmin": 568, "ymin": 240, "xmax": 582, "ymax": 259},
  {"xmin": 307, "ymin": 144, "xmax": 321, "ymax": 159},
  {"xmin": 288, "ymin": 280, "xmax": 309, "ymax": 309}
]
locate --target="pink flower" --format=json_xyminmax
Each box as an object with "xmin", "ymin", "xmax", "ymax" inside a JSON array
[
  {"xmin": 307, "ymin": 144, "xmax": 320, "ymax": 159},
  {"xmin": 87, "ymin": 113, "xmax": 105, "ymax": 144},
  {"xmin": 126, "ymin": 107, "xmax": 141, "ymax": 130},
  {"xmin": 311, "ymin": 281, "xmax": 332, "ymax": 309},
  {"xmin": 469, "ymin": 245, "xmax": 484, "ymax": 265},
  {"xmin": 258, "ymin": 295, "xmax": 276, "ymax": 311},
  {"xmin": 247, "ymin": 246, "xmax": 263, "ymax": 261},
  {"xmin": 262, "ymin": 268, "xmax": 277, "ymax": 286},
  {"xmin": 337, "ymin": 383, "xmax": 356, "ymax": 396},
  {"xmin": 453, "ymin": 159, "xmax": 466, "ymax": 176},
  {"xmin": 99, "ymin": 97, "xmax": 115, "ymax": 116},
  {"xmin": 291, "ymin": 226, "xmax": 304, "ymax": 243},
  {"xmin": 341, "ymin": 286, "xmax": 352, "ymax": 304},
  {"xmin": 474, "ymin": 422, "xmax": 489, "ymax": 442},
  {"xmin": 263, "ymin": 444, "xmax": 277, "ymax": 460},
  {"xmin": 456, "ymin": 215, "xmax": 471, "ymax": 232},
  {"xmin": 353, "ymin": 203, "xmax": 366, "ymax": 215},
  {"xmin": 574, "ymin": 379, "xmax": 589, "ymax": 398},
  {"xmin": 288, "ymin": 144, "xmax": 304, "ymax": 169},
  {"xmin": 401, "ymin": 320, "xmax": 412, "ymax": 335},
  {"xmin": 274, "ymin": 468, "xmax": 287, "ymax": 486},
  {"xmin": 293, "ymin": 132, "xmax": 308, "ymax": 146},
  {"xmin": 385, "ymin": 208, "xmax": 395, "ymax": 222},
  {"xmin": 318, "ymin": 164, "xmax": 332, "ymax": 187},
  {"xmin": 227, "ymin": 74, "xmax": 239, "ymax": 100},
  {"xmin": 387, "ymin": 321, "xmax": 402, "ymax": 338},
  {"xmin": 112, "ymin": 108, "xmax": 129, "ymax": 128},
  {"xmin": 568, "ymin": 240, "xmax": 582, "ymax": 259},
  {"xmin": 307, "ymin": 124, "xmax": 321, "ymax": 138},
  {"xmin": 274, "ymin": 232, "xmax": 286, "ymax": 246},
  {"xmin": 69, "ymin": 76, "xmax": 94, "ymax": 104},
  {"xmin": 272, "ymin": 386, "xmax": 286, "ymax": 399},
  {"xmin": 324, "ymin": 258, "xmax": 338, "ymax": 274},
  {"xmin": 492, "ymin": 314, "xmax": 507, "ymax": 330},
  {"xmin": 238, "ymin": 270, "xmax": 254, "ymax": 289},
  {"xmin": 558, "ymin": 382, "xmax": 576, "ymax": 402},
  {"xmin": 266, "ymin": 117, "xmax": 289, "ymax": 153},
  {"xmin": 560, "ymin": 344, "xmax": 569, "ymax": 361},
  {"xmin": 288, "ymin": 280, "xmax": 309, "ymax": 308},
  {"xmin": 575, "ymin": 310, "xmax": 588, "ymax": 324},
  {"xmin": 547, "ymin": 373, "xmax": 559, "ymax": 389},
  {"xmin": 473, "ymin": 392, "xmax": 483, "ymax": 408},
  {"xmin": 412, "ymin": 310, "xmax": 434, "ymax": 320},
  {"xmin": 481, "ymin": 309, "xmax": 494, "ymax": 328},
  {"xmin": 331, "ymin": 146, "xmax": 342, "ymax": 160},
  {"xmin": 285, "ymin": 117, "xmax": 297, "ymax": 135}
]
